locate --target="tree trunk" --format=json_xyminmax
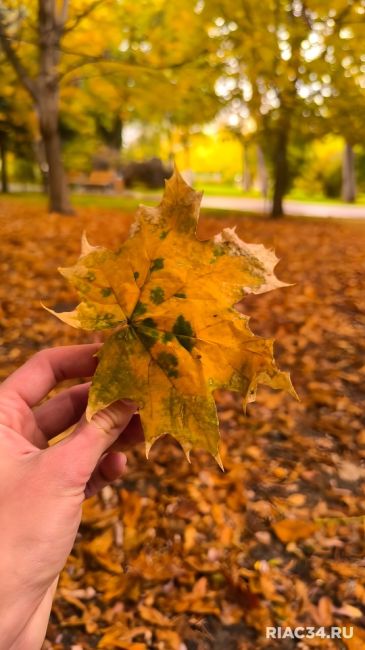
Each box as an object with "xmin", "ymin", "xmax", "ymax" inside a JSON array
[
  {"xmin": 38, "ymin": 91, "xmax": 73, "ymax": 213},
  {"xmin": 38, "ymin": 0, "xmax": 73, "ymax": 214},
  {"xmin": 181, "ymin": 132, "xmax": 193, "ymax": 185},
  {"xmin": 271, "ymin": 127, "xmax": 289, "ymax": 218},
  {"xmin": 342, "ymin": 140, "xmax": 356, "ymax": 203},
  {"xmin": 256, "ymin": 145, "xmax": 268, "ymax": 198},
  {"xmin": 241, "ymin": 140, "xmax": 251, "ymax": 191},
  {"xmin": 120, "ymin": 117, "xmax": 124, "ymax": 152},
  {"xmin": 0, "ymin": 133, "xmax": 9, "ymax": 193},
  {"xmin": 34, "ymin": 136, "xmax": 49, "ymax": 193},
  {"xmin": 41, "ymin": 122, "xmax": 72, "ymax": 213}
]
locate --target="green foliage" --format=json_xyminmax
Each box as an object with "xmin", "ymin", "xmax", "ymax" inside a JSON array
[{"xmin": 294, "ymin": 137, "xmax": 343, "ymax": 199}]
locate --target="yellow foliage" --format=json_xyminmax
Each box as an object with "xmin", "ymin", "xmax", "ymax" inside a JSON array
[{"xmin": 172, "ymin": 130, "xmax": 243, "ymax": 180}]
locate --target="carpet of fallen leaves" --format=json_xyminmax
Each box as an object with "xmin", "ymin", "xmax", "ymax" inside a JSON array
[{"xmin": 1, "ymin": 198, "xmax": 365, "ymax": 650}]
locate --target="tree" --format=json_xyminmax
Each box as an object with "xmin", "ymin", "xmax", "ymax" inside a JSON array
[
  {"xmin": 79, "ymin": 0, "xmax": 221, "ymax": 168},
  {"xmin": 0, "ymin": 0, "xmax": 218, "ymax": 211},
  {"xmin": 220, "ymin": 111, "xmax": 257, "ymax": 191},
  {"xmin": 0, "ymin": 1, "xmax": 75, "ymax": 212},
  {"xmin": 322, "ymin": 13, "xmax": 365, "ymax": 202},
  {"xmin": 201, "ymin": 0, "xmax": 365, "ymax": 216}
]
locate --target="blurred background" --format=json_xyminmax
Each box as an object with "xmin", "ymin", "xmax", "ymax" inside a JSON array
[
  {"xmin": 1, "ymin": 2, "xmax": 365, "ymax": 650},
  {"xmin": 1, "ymin": 0, "xmax": 365, "ymax": 216}
]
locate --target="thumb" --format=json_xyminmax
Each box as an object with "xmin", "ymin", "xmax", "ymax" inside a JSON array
[{"xmin": 54, "ymin": 401, "xmax": 137, "ymax": 480}]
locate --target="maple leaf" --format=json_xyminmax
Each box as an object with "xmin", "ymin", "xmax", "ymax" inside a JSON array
[{"xmin": 47, "ymin": 169, "xmax": 296, "ymax": 465}]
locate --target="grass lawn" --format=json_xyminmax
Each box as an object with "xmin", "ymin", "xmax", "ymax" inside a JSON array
[
  {"xmin": 288, "ymin": 188, "xmax": 365, "ymax": 205},
  {"xmin": 198, "ymin": 184, "xmax": 365, "ymax": 205},
  {"xmin": 194, "ymin": 182, "xmax": 262, "ymax": 198},
  {"xmin": 3, "ymin": 190, "xmax": 365, "ymax": 228},
  {"xmin": 0, "ymin": 191, "xmax": 141, "ymax": 212},
  {"xmin": 0, "ymin": 190, "xmax": 261, "ymax": 221},
  {"xmin": 3, "ymin": 183, "xmax": 365, "ymax": 207}
]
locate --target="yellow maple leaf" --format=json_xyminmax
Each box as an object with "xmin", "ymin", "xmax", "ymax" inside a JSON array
[{"xmin": 47, "ymin": 169, "xmax": 296, "ymax": 465}]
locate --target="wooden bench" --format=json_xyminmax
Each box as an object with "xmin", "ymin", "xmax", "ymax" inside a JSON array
[{"xmin": 68, "ymin": 170, "xmax": 124, "ymax": 193}]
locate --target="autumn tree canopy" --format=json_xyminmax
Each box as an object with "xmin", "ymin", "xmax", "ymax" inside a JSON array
[{"xmin": 1, "ymin": 0, "xmax": 365, "ymax": 215}]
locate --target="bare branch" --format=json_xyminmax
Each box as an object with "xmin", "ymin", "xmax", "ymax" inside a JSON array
[
  {"xmin": 300, "ymin": 2, "xmax": 314, "ymax": 29},
  {"xmin": 332, "ymin": 2, "xmax": 357, "ymax": 32},
  {"xmin": 57, "ymin": 0, "xmax": 69, "ymax": 31},
  {"xmin": 0, "ymin": 33, "xmax": 38, "ymax": 48},
  {"xmin": 58, "ymin": 45, "xmax": 210, "ymax": 80},
  {"xmin": 0, "ymin": 19, "xmax": 38, "ymax": 100},
  {"xmin": 63, "ymin": 0, "xmax": 106, "ymax": 34}
]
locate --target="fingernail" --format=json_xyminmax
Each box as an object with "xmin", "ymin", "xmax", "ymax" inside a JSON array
[
  {"xmin": 121, "ymin": 399, "xmax": 138, "ymax": 410},
  {"xmin": 90, "ymin": 401, "xmax": 135, "ymax": 433}
]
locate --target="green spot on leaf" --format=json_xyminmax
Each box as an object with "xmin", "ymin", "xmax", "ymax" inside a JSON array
[
  {"xmin": 141, "ymin": 317, "xmax": 157, "ymax": 329},
  {"xmin": 115, "ymin": 327, "xmax": 134, "ymax": 342},
  {"xmin": 162, "ymin": 332, "xmax": 173, "ymax": 343},
  {"xmin": 132, "ymin": 301, "xmax": 147, "ymax": 318},
  {"xmin": 94, "ymin": 312, "xmax": 118, "ymax": 329},
  {"xmin": 157, "ymin": 351, "xmax": 178, "ymax": 378},
  {"xmin": 210, "ymin": 245, "xmax": 225, "ymax": 263},
  {"xmin": 150, "ymin": 286, "xmax": 165, "ymax": 305},
  {"xmin": 174, "ymin": 292, "xmax": 186, "ymax": 299},
  {"xmin": 150, "ymin": 258, "xmax": 164, "ymax": 272},
  {"xmin": 86, "ymin": 271, "xmax": 96, "ymax": 281},
  {"xmin": 134, "ymin": 271, "xmax": 140, "ymax": 280},
  {"xmin": 172, "ymin": 314, "xmax": 195, "ymax": 352},
  {"xmin": 101, "ymin": 287, "xmax": 112, "ymax": 297},
  {"xmin": 213, "ymin": 245, "xmax": 225, "ymax": 257},
  {"xmin": 160, "ymin": 230, "xmax": 169, "ymax": 240},
  {"xmin": 136, "ymin": 317, "xmax": 159, "ymax": 350}
]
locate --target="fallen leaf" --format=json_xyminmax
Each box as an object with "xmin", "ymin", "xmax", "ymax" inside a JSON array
[
  {"xmin": 155, "ymin": 629, "xmax": 181, "ymax": 650},
  {"xmin": 272, "ymin": 519, "xmax": 317, "ymax": 543},
  {"xmin": 138, "ymin": 605, "xmax": 172, "ymax": 627},
  {"xmin": 337, "ymin": 460, "xmax": 364, "ymax": 482},
  {"xmin": 98, "ymin": 622, "xmax": 150, "ymax": 649},
  {"xmin": 333, "ymin": 604, "xmax": 363, "ymax": 619},
  {"xmin": 47, "ymin": 169, "xmax": 295, "ymax": 463},
  {"xmin": 316, "ymin": 596, "xmax": 333, "ymax": 626}
]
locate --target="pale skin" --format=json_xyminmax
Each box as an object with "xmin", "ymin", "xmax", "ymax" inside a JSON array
[{"xmin": 0, "ymin": 344, "xmax": 143, "ymax": 650}]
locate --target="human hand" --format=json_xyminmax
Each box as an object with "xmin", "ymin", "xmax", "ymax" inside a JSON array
[{"xmin": 0, "ymin": 344, "xmax": 143, "ymax": 650}]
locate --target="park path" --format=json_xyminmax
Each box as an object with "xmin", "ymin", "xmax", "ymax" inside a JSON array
[
  {"xmin": 134, "ymin": 191, "xmax": 365, "ymax": 219},
  {"xmin": 201, "ymin": 195, "xmax": 365, "ymax": 218}
]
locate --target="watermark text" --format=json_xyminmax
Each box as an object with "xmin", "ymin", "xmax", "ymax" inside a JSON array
[{"xmin": 266, "ymin": 627, "xmax": 353, "ymax": 640}]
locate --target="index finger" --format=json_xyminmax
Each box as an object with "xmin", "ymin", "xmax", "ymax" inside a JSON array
[{"xmin": 1, "ymin": 344, "xmax": 101, "ymax": 407}]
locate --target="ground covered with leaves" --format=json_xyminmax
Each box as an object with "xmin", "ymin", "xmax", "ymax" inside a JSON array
[{"xmin": 1, "ymin": 199, "xmax": 365, "ymax": 650}]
